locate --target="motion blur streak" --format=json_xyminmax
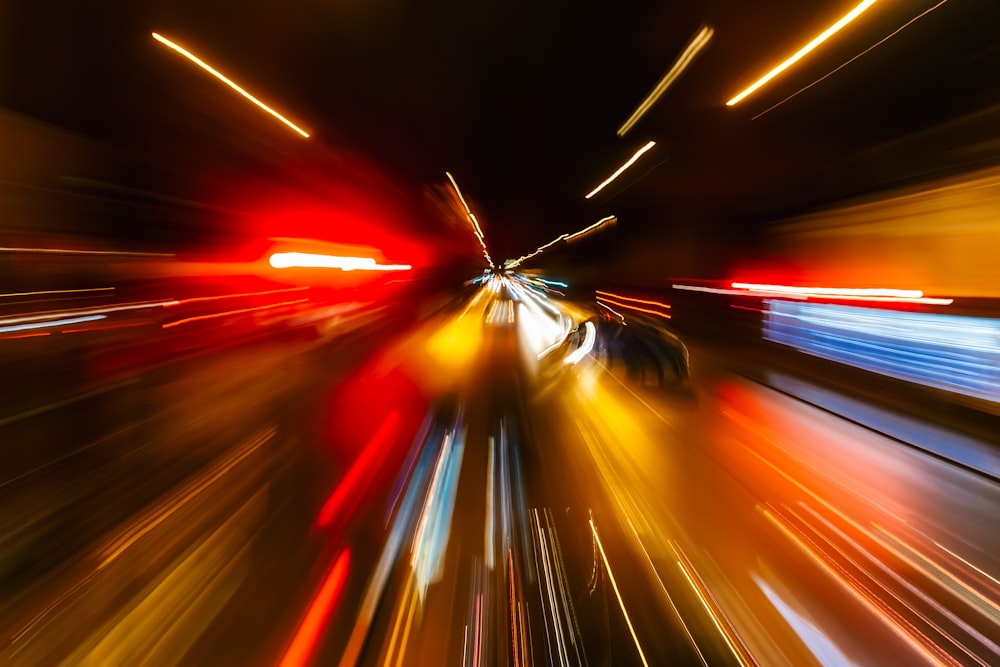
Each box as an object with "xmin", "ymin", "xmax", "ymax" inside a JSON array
[
  {"xmin": 314, "ymin": 412, "xmax": 400, "ymax": 528},
  {"xmin": 752, "ymin": 0, "xmax": 953, "ymax": 119},
  {"xmin": 278, "ymin": 550, "xmax": 351, "ymax": 667},
  {"xmin": 585, "ymin": 141, "xmax": 656, "ymax": 199},
  {"xmin": 595, "ymin": 290, "xmax": 672, "ymax": 310},
  {"xmin": 0, "ymin": 299, "xmax": 177, "ymax": 326},
  {"xmin": 165, "ymin": 286, "xmax": 309, "ymax": 306},
  {"xmin": 764, "ymin": 299, "xmax": 1000, "ymax": 402},
  {"xmin": 589, "ymin": 518, "xmax": 650, "ymax": 667},
  {"xmin": 0, "ymin": 314, "xmax": 105, "ymax": 334},
  {"xmin": 732, "ymin": 282, "xmax": 954, "ymax": 305},
  {"xmin": 0, "ymin": 287, "xmax": 114, "ymax": 298},
  {"xmin": 446, "ymin": 172, "xmax": 496, "ymax": 269},
  {"xmin": 161, "ymin": 298, "xmax": 310, "ymax": 329},
  {"xmin": 269, "ymin": 252, "xmax": 411, "ymax": 271},
  {"xmin": 596, "ymin": 297, "xmax": 671, "ymax": 319},
  {"xmin": 726, "ymin": 0, "xmax": 879, "ymax": 106},
  {"xmin": 0, "ymin": 247, "xmax": 173, "ymax": 257},
  {"xmin": 150, "ymin": 32, "xmax": 310, "ymax": 137},
  {"xmin": 506, "ymin": 215, "xmax": 616, "ymax": 268},
  {"xmin": 618, "ymin": 26, "xmax": 714, "ymax": 136}
]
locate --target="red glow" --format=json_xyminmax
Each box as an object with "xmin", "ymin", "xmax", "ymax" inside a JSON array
[
  {"xmin": 315, "ymin": 411, "xmax": 400, "ymax": 527},
  {"xmin": 277, "ymin": 549, "xmax": 350, "ymax": 667}
]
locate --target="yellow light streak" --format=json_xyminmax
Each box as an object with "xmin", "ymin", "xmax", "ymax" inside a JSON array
[
  {"xmin": 151, "ymin": 32, "xmax": 310, "ymax": 138},
  {"xmin": 618, "ymin": 26, "xmax": 714, "ymax": 136},
  {"xmin": 585, "ymin": 141, "xmax": 656, "ymax": 199},
  {"xmin": 506, "ymin": 215, "xmax": 616, "ymax": 268},
  {"xmin": 446, "ymin": 171, "xmax": 495, "ymax": 269},
  {"xmin": 726, "ymin": 0, "xmax": 879, "ymax": 107},
  {"xmin": 589, "ymin": 519, "xmax": 650, "ymax": 667}
]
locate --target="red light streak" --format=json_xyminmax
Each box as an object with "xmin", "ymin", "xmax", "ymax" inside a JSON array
[
  {"xmin": 277, "ymin": 550, "xmax": 351, "ymax": 667},
  {"xmin": 315, "ymin": 411, "xmax": 400, "ymax": 527},
  {"xmin": 3, "ymin": 332, "xmax": 51, "ymax": 340},
  {"xmin": 62, "ymin": 321, "xmax": 150, "ymax": 334},
  {"xmin": 162, "ymin": 298, "xmax": 309, "ymax": 329}
]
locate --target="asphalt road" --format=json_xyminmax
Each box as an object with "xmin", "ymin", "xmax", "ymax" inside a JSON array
[{"xmin": 2, "ymin": 285, "xmax": 999, "ymax": 666}]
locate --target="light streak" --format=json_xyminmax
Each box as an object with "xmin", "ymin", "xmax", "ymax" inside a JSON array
[
  {"xmin": 506, "ymin": 216, "xmax": 616, "ymax": 268},
  {"xmin": 726, "ymin": 0, "xmax": 879, "ymax": 106},
  {"xmin": 166, "ymin": 286, "xmax": 308, "ymax": 306},
  {"xmin": 151, "ymin": 32, "xmax": 310, "ymax": 138},
  {"xmin": 672, "ymin": 282, "xmax": 953, "ymax": 305},
  {"xmin": 269, "ymin": 252, "xmax": 411, "ymax": 271},
  {"xmin": 564, "ymin": 320, "xmax": 596, "ymax": 365},
  {"xmin": 277, "ymin": 550, "xmax": 350, "ymax": 667},
  {"xmin": 596, "ymin": 298, "xmax": 671, "ymax": 319},
  {"xmin": 753, "ymin": 0, "xmax": 951, "ymax": 119},
  {"xmin": 0, "ymin": 287, "xmax": 114, "ymax": 299},
  {"xmin": 161, "ymin": 298, "xmax": 308, "ymax": 329},
  {"xmin": 675, "ymin": 554, "xmax": 751, "ymax": 667},
  {"xmin": 759, "ymin": 506, "xmax": 956, "ymax": 667},
  {"xmin": 618, "ymin": 26, "xmax": 714, "ymax": 136},
  {"xmin": 446, "ymin": 172, "xmax": 495, "ymax": 269},
  {"xmin": 0, "ymin": 247, "xmax": 173, "ymax": 257},
  {"xmin": 0, "ymin": 314, "xmax": 105, "ymax": 334},
  {"xmin": 585, "ymin": 142, "xmax": 656, "ymax": 199},
  {"xmin": 0, "ymin": 299, "xmax": 177, "ymax": 328},
  {"xmin": 595, "ymin": 290, "xmax": 671, "ymax": 309},
  {"xmin": 314, "ymin": 413, "xmax": 399, "ymax": 527},
  {"xmin": 589, "ymin": 519, "xmax": 650, "ymax": 667}
]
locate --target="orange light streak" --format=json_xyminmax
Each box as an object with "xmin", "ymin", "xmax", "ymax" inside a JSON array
[
  {"xmin": 596, "ymin": 298, "xmax": 671, "ymax": 319},
  {"xmin": 151, "ymin": 32, "xmax": 310, "ymax": 138},
  {"xmin": 726, "ymin": 0, "xmax": 879, "ymax": 106},
  {"xmin": 595, "ymin": 291, "xmax": 671, "ymax": 309},
  {"xmin": 161, "ymin": 298, "xmax": 308, "ymax": 329},
  {"xmin": 277, "ymin": 550, "xmax": 351, "ymax": 667},
  {"xmin": 585, "ymin": 141, "xmax": 656, "ymax": 199},
  {"xmin": 166, "ymin": 286, "xmax": 309, "ymax": 307}
]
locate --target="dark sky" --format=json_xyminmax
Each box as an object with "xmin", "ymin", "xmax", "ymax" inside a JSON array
[{"xmin": 3, "ymin": 0, "xmax": 999, "ymax": 267}]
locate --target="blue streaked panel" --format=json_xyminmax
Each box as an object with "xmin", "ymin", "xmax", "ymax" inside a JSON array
[{"xmin": 763, "ymin": 299, "xmax": 1000, "ymax": 402}]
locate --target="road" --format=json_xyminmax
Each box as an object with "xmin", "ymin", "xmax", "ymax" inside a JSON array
[{"xmin": 2, "ymin": 280, "xmax": 999, "ymax": 666}]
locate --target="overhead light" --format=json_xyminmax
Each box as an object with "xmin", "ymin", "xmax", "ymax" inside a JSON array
[
  {"xmin": 585, "ymin": 141, "xmax": 656, "ymax": 199},
  {"xmin": 152, "ymin": 32, "xmax": 310, "ymax": 138},
  {"xmin": 618, "ymin": 26, "xmax": 714, "ymax": 136},
  {"xmin": 726, "ymin": 0, "xmax": 879, "ymax": 107}
]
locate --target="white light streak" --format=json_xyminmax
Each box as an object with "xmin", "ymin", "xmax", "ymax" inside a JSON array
[{"xmin": 269, "ymin": 252, "xmax": 411, "ymax": 271}]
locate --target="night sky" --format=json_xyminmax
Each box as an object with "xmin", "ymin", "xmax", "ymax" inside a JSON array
[{"xmin": 3, "ymin": 0, "xmax": 999, "ymax": 270}]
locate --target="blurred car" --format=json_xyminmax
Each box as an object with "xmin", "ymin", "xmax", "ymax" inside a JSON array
[{"xmin": 593, "ymin": 312, "xmax": 689, "ymax": 387}]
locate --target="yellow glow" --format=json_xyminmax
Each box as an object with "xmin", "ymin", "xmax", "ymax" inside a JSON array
[
  {"xmin": 151, "ymin": 32, "xmax": 310, "ymax": 138},
  {"xmin": 618, "ymin": 26, "xmax": 713, "ymax": 136},
  {"xmin": 726, "ymin": 0, "xmax": 879, "ymax": 107},
  {"xmin": 585, "ymin": 141, "xmax": 656, "ymax": 199}
]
